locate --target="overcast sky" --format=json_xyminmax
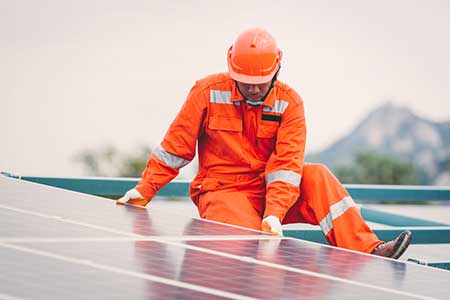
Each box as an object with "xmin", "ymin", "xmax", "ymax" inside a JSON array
[{"xmin": 1, "ymin": 0, "xmax": 449, "ymax": 177}]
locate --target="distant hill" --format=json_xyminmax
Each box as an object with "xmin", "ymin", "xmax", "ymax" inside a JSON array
[{"xmin": 307, "ymin": 102, "xmax": 450, "ymax": 184}]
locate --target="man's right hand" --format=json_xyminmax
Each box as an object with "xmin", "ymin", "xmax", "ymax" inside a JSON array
[{"xmin": 116, "ymin": 188, "xmax": 145, "ymax": 205}]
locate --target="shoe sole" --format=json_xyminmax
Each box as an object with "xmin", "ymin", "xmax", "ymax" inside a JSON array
[{"xmin": 391, "ymin": 230, "xmax": 412, "ymax": 259}]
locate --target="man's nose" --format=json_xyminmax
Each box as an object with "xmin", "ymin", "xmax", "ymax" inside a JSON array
[{"xmin": 248, "ymin": 84, "xmax": 260, "ymax": 93}]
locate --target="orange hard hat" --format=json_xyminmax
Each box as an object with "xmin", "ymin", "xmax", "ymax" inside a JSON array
[{"xmin": 227, "ymin": 28, "xmax": 282, "ymax": 84}]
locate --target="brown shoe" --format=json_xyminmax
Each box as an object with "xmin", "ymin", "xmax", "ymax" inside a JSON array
[{"xmin": 372, "ymin": 231, "xmax": 412, "ymax": 259}]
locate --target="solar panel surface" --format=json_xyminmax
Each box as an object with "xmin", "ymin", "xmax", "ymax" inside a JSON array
[{"xmin": 1, "ymin": 175, "xmax": 449, "ymax": 300}]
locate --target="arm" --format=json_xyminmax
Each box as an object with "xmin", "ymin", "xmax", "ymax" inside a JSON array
[
  {"xmin": 119, "ymin": 83, "xmax": 208, "ymax": 206},
  {"xmin": 263, "ymin": 90, "xmax": 306, "ymax": 222}
]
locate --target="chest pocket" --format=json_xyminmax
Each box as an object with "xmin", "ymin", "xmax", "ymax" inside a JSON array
[
  {"xmin": 256, "ymin": 121, "xmax": 278, "ymax": 161},
  {"xmin": 257, "ymin": 122, "xmax": 279, "ymax": 138},
  {"xmin": 208, "ymin": 116, "xmax": 243, "ymax": 132}
]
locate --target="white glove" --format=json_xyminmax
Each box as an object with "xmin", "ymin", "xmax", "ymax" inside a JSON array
[
  {"xmin": 116, "ymin": 188, "xmax": 145, "ymax": 205},
  {"xmin": 262, "ymin": 215, "xmax": 283, "ymax": 236}
]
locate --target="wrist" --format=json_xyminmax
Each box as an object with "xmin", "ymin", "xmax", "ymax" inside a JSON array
[{"xmin": 135, "ymin": 184, "xmax": 154, "ymax": 201}]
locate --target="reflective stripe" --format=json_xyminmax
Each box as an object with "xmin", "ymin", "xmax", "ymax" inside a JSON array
[
  {"xmin": 319, "ymin": 196, "xmax": 356, "ymax": 235},
  {"xmin": 154, "ymin": 145, "xmax": 190, "ymax": 169},
  {"xmin": 266, "ymin": 170, "xmax": 301, "ymax": 186},
  {"xmin": 210, "ymin": 90, "xmax": 233, "ymax": 104},
  {"xmin": 263, "ymin": 100, "xmax": 288, "ymax": 114}
]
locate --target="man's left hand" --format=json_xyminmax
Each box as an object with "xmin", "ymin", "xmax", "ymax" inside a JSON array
[{"xmin": 262, "ymin": 215, "xmax": 283, "ymax": 236}]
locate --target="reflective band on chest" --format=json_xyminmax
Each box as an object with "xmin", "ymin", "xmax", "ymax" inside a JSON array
[
  {"xmin": 210, "ymin": 90, "xmax": 240, "ymax": 105},
  {"xmin": 263, "ymin": 100, "xmax": 288, "ymax": 114}
]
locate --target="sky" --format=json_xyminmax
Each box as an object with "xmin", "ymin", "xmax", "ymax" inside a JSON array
[{"xmin": 1, "ymin": 0, "xmax": 450, "ymax": 177}]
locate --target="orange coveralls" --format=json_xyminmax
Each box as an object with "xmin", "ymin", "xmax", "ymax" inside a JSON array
[{"xmin": 131, "ymin": 73, "xmax": 381, "ymax": 253}]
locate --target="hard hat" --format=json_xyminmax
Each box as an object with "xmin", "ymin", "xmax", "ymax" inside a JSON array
[{"xmin": 227, "ymin": 28, "xmax": 282, "ymax": 84}]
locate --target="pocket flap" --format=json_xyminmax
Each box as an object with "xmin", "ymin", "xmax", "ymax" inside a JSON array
[{"xmin": 209, "ymin": 116, "xmax": 242, "ymax": 132}]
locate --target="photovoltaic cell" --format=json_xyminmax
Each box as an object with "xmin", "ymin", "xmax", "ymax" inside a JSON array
[
  {"xmin": 1, "ymin": 175, "xmax": 449, "ymax": 300},
  {"xmin": 0, "ymin": 177, "xmax": 262, "ymax": 237},
  {"xmin": 2, "ymin": 240, "xmax": 419, "ymax": 300},
  {"xmin": 0, "ymin": 246, "xmax": 231, "ymax": 300},
  {"xmin": 186, "ymin": 239, "xmax": 450, "ymax": 299}
]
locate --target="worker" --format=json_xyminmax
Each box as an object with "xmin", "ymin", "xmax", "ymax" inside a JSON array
[{"xmin": 117, "ymin": 28, "xmax": 412, "ymax": 259}]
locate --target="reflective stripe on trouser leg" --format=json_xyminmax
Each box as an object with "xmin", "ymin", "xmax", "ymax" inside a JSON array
[
  {"xmin": 280, "ymin": 163, "xmax": 382, "ymax": 252},
  {"xmin": 319, "ymin": 196, "xmax": 356, "ymax": 236},
  {"xmin": 319, "ymin": 195, "xmax": 380, "ymax": 253}
]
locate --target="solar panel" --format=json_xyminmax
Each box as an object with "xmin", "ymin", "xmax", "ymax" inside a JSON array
[{"xmin": 1, "ymin": 175, "xmax": 449, "ymax": 300}]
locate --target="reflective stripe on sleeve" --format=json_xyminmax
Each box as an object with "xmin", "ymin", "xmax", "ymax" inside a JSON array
[
  {"xmin": 263, "ymin": 100, "xmax": 289, "ymax": 114},
  {"xmin": 319, "ymin": 196, "xmax": 356, "ymax": 236},
  {"xmin": 266, "ymin": 170, "xmax": 301, "ymax": 187},
  {"xmin": 154, "ymin": 145, "xmax": 190, "ymax": 169}
]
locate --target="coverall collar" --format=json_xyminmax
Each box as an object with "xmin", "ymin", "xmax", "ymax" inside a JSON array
[{"xmin": 231, "ymin": 81, "xmax": 277, "ymax": 108}]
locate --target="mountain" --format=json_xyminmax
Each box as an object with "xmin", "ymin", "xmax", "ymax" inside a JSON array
[{"xmin": 307, "ymin": 102, "xmax": 450, "ymax": 184}]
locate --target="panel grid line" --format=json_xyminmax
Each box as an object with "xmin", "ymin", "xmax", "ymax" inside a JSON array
[
  {"xmin": 0, "ymin": 236, "xmax": 282, "ymax": 243},
  {"xmin": 0, "ymin": 200, "xmax": 437, "ymax": 300},
  {"xmin": 0, "ymin": 242, "xmax": 257, "ymax": 300},
  {"xmin": 1, "ymin": 179, "xmax": 448, "ymax": 299}
]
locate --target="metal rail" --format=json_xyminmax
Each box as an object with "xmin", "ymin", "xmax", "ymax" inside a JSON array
[{"xmin": 2, "ymin": 173, "xmax": 450, "ymax": 201}]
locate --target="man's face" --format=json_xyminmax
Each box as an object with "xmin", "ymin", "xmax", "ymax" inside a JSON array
[{"xmin": 236, "ymin": 81, "xmax": 272, "ymax": 102}]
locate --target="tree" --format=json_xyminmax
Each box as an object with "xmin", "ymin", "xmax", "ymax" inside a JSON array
[
  {"xmin": 438, "ymin": 156, "xmax": 450, "ymax": 173},
  {"xmin": 74, "ymin": 145, "xmax": 152, "ymax": 177},
  {"xmin": 334, "ymin": 151, "xmax": 417, "ymax": 185}
]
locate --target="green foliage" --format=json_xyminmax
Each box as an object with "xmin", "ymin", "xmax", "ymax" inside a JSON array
[
  {"xmin": 335, "ymin": 151, "xmax": 417, "ymax": 185},
  {"xmin": 74, "ymin": 145, "xmax": 152, "ymax": 177},
  {"xmin": 438, "ymin": 157, "xmax": 450, "ymax": 173}
]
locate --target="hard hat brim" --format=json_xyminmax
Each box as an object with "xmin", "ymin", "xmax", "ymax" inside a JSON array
[{"xmin": 228, "ymin": 63, "xmax": 276, "ymax": 84}]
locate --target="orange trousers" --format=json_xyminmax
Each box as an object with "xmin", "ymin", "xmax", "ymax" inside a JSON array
[{"xmin": 194, "ymin": 163, "xmax": 382, "ymax": 253}]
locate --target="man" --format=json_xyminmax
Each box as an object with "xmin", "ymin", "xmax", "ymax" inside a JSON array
[{"xmin": 118, "ymin": 28, "xmax": 411, "ymax": 259}]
